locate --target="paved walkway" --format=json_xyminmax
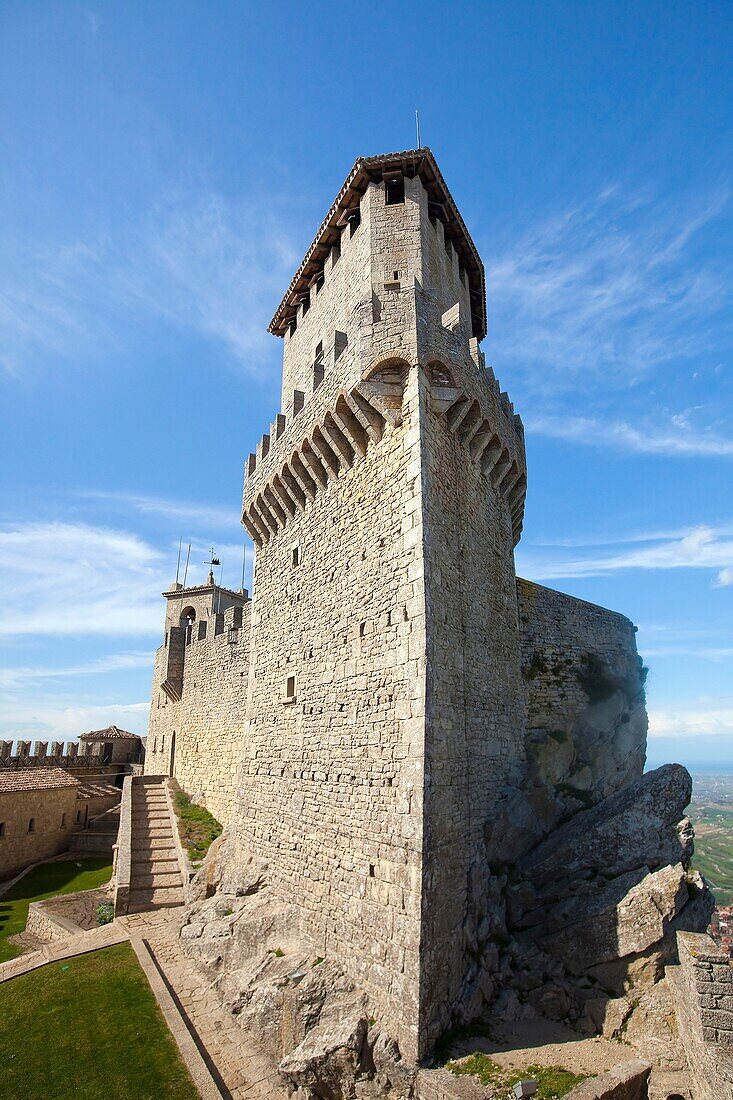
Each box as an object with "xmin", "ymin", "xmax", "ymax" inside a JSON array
[
  {"xmin": 0, "ymin": 921, "xmax": 128, "ymax": 983},
  {"xmin": 122, "ymin": 909, "xmax": 289, "ymax": 1099}
]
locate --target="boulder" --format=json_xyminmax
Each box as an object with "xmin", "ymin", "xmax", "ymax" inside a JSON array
[
  {"xmin": 518, "ymin": 764, "xmax": 694, "ymax": 889},
  {"xmin": 538, "ymin": 863, "xmax": 689, "ymax": 973},
  {"xmin": 279, "ymin": 992, "xmax": 369, "ymax": 1099}
]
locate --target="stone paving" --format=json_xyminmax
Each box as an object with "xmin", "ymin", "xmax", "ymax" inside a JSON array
[
  {"xmin": 0, "ymin": 921, "xmax": 128, "ymax": 983},
  {"xmin": 122, "ymin": 908, "xmax": 289, "ymax": 1099}
]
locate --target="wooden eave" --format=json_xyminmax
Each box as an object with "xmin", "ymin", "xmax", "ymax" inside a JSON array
[{"xmin": 268, "ymin": 148, "xmax": 487, "ymax": 341}]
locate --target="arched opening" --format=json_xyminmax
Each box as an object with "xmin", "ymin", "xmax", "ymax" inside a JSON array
[
  {"xmin": 665, "ymin": 1094, "xmax": 686, "ymax": 1100},
  {"xmin": 179, "ymin": 606, "xmax": 196, "ymax": 643}
]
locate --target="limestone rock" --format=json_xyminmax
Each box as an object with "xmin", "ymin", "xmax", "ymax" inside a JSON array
[
  {"xmin": 279, "ymin": 992, "xmax": 369, "ymax": 1099},
  {"xmin": 539, "ymin": 863, "xmax": 689, "ymax": 973},
  {"xmin": 518, "ymin": 764, "xmax": 694, "ymax": 889}
]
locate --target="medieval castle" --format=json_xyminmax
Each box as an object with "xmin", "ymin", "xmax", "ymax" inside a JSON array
[{"xmin": 143, "ymin": 151, "xmax": 712, "ymax": 1092}]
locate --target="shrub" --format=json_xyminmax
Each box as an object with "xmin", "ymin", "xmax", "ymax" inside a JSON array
[{"xmin": 95, "ymin": 902, "xmax": 114, "ymax": 926}]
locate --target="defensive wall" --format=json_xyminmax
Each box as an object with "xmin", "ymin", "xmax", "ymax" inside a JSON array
[
  {"xmin": 669, "ymin": 931, "xmax": 733, "ymax": 1099},
  {"xmin": 145, "ymin": 603, "xmax": 251, "ymax": 826}
]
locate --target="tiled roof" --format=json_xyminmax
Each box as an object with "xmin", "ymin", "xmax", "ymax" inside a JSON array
[
  {"xmin": 0, "ymin": 768, "xmax": 80, "ymax": 793},
  {"xmin": 79, "ymin": 725, "xmax": 141, "ymax": 742},
  {"xmin": 76, "ymin": 780, "xmax": 121, "ymax": 800},
  {"xmin": 268, "ymin": 147, "xmax": 487, "ymax": 340}
]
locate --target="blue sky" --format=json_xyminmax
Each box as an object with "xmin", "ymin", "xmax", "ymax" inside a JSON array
[{"xmin": 0, "ymin": 1, "xmax": 731, "ymax": 771}]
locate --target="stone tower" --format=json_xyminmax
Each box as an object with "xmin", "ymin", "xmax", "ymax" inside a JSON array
[{"xmin": 237, "ymin": 149, "xmax": 527, "ymax": 1060}]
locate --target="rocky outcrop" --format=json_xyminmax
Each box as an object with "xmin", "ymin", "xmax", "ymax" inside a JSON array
[
  {"xmin": 180, "ymin": 832, "xmax": 415, "ymax": 1099},
  {"xmin": 178, "ymin": 765, "xmax": 712, "ymax": 1098}
]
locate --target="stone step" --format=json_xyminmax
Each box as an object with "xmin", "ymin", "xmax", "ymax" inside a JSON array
[
  {"xmin": 131, "ymin": 860, "xmax": 182, "ymax": 877},
  {"xmin": 131, "ymin": 843, "xmax": 176, "ymax": 857},
  {"xmin": 127, "ymin": 888, "xmax": 185, "ymax": 913},
  {"xmin": 131, "ymin": 871, "xmax": 183, "ymax": 889},
  {"xmin": 132, "ymin": 828, "xmax": 173, "ymax": 840}
]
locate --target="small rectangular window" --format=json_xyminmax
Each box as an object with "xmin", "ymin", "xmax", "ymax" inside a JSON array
[
  {"xmin": 292, "ymin": 546, "xmax": 301, "ymax": 567},
  {"xmin": 444, "ymin": 235, "xmax": 453, "ymax": 260},
  {"xmin": 314, "ymin": 341, "xmax": 323, "ymax": 363},
  {"xmin": 301, "ymin": 291, "xmax": 310, "ymax": 315},
  {"xmin": 315, "ymin": 272, "xmax": 325, "ymax": 293},
  {"xmin": 348, "ymin": 206, "xmax": 361, "ymax": 236},
  {"xmin": 332, "ymin": 240, "xmax": 341, "ymax": 266},
  {"xmin": 286, "ymin": 675, "xmax": 296, "ymax": 699},
  {"xmin": 385, "ymin": 176, "xmax": 405, "ymax": 205},
  {"xmin": 289, "ymin": 317, "xmax": 297, "ymax": 337}
]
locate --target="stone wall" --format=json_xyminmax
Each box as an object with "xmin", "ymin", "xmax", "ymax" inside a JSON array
[
  {"xmin": 145, "ymin": 603, "xmax": 251, "ymax": 827},
  {"xmin": 237, "ymin": 365, "xmax": 427, "ymax": 1063},
  {"xmin": 419, "ymin": 363, "xmax": 526, "ymax": 1050},
  {"xmin": 0, "ymin": 786, "xmax": 79, "ymax": 880},
  {"xmin": 516, "ymin": 579, "xmax": 647, "ymax": 833},
  {"xmin": 669, "ymin": 930, "xmax": 733, "ymax": 1099}
]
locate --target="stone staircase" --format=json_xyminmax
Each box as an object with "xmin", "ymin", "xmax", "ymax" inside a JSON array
[{"xmin": 127, "ymin": 777, "xmax": 186, "ymax": 913}]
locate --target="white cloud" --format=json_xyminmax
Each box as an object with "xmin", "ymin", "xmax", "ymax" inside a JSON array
[
  {"xmin": 0, "ymin": 698, "xmax": 149, "ymax": 744},
  {"xmin": 488, "ymin": 183, "xmax": 731, "ymax": 396},
  {"xmin": 0, "ymin": 521, "xmax": 165, "ymax": 636},
  {"xmin": 518, "ymin": 523, "xmax": 733, "ymax": 582},
  {"xmin": 526, "ymin": 414, "xmax": 733, "ymax": 457},
  {"xmin": 649, "ymin": 702, "xmax": 733, "ymax": 739},
  {"xmin": 715, "ymin": 566, "xmax": 733, "ymax": 587}
]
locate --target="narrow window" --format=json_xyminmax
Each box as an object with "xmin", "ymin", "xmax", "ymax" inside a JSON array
[
  {"xmin": 28, "ymin": 818, "xmax": 35, "ymax": 833},
  {"xmin": 76, "ymin": 810, "xmax": 81, "ymax": 824},
  {"xmin": 385, "ymin": 176, "xmax": 404, "ymax": 205},
  {"xmin": 315, "ymin": 272, "xmax": 325, "ymax": 294},
  {"xmin": 359, "ymin": 621, "xmax": 366, "ymax": 638},
  {"xmin": 0, "ymin": 822, "xmax": 5, "ymax": 837},
  {"xmin": 313, "ymin": 341, "xmax": 324, "ymax": 389},
  {"xmin": 60, "ymin": 813, "xmax": 66, "ymax": 828},
  {"xmin": 286, "ymin": 675, "xmax": 296, "ymax": 699},
  {"xmin": 348, "ymin": 206, "xmax": 361, "ymax": 236},
  {"xmin": 301, "ymin": 291, "xmax": 310, "ymax": 315},
  {"xmin": 332, "ymin": 241, "xmax": 341, "ymax": 266},
  {"xmin": 292, "ymin": 545, "xmax": 301, "ymax": 567},
  {"xmin": 162, "ymin": 735, "xmax": 165, "ymax": 752},
  {"xmin": 289, "ymin": 317, "xmax": 297, "ymax": 337},
  {"xmin": 314, "ymin": 340, "xmax": 323, "ymax": 363},
  {"xmin": 444, "ymin": 234, "xmax": 453, "ymax": 260},
  {"xmin": 369, "ymin": 864, "xmax": 375, "ymax": 878}
]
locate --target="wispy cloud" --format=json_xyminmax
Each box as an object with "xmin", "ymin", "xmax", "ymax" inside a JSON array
[
  {"xmin": 79, "ymin": 489, "xmax": 242, "ymax": 531},
  {"xmin": 0, "ymin": 186, "xmax": 298, "ymax": 378},
  {"xmin": 518, "ymin": 523, "xmax": 733, "ymax": 584},
  {"xmin": 488, "ymin": 182, "xmax": 731, "ymax": 396},
  {"xmin": 526, "ymin": 414, "xmax": 733, "ymax": 457},
  {"xmin": 0, "ymin": 521, "xmax": 165, "ymax": 636},
  {"xmin": 0, "ymin": 652, "xmax": 153, "ymax": 691}
]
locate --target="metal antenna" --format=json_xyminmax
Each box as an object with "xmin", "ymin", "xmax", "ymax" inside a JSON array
[
  {"xmin": 415, "ymin": 110, "xmax": 421, "ymax": 149},
  {"xmin": 174, "ymin": 536, "xmax": 182, "ymax": 584},
  {"xmin": 182, "ymin": 543, "xmax": 191, "ymax": 587}
]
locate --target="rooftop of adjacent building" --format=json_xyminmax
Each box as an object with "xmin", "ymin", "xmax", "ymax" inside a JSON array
[
  {"xmin": 163, "ymin": 573, "xmax": 249, "ymax": 602},
  {"xmin": 79, "ymin": 725, "xmax": 142, "ymax": 743},
  {"xmin": 0, "ymin": 767, "xmax": 81, "ymax": 793},
  {"xmin": 269, "ymin": 147, "xmax": 487, "ymax": 341}
]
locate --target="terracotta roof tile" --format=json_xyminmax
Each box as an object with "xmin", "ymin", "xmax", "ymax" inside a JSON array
[{"xmin": 0, "ymin": 767, "xmax": 80, "ymax": 793}]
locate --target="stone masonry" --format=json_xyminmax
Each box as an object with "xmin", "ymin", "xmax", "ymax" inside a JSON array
[{"xmin": 145, "ymin": 150, "xmax": 703, "ymax": 1078}]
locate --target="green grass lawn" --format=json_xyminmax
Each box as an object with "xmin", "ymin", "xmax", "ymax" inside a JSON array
[
  {"xmin": 0, "ymin": 941, "xmax": 199, "ymax": 1100},
  {"xmin": 0, "ymin": 857, "xmax": 112, "ymax": 963}
]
